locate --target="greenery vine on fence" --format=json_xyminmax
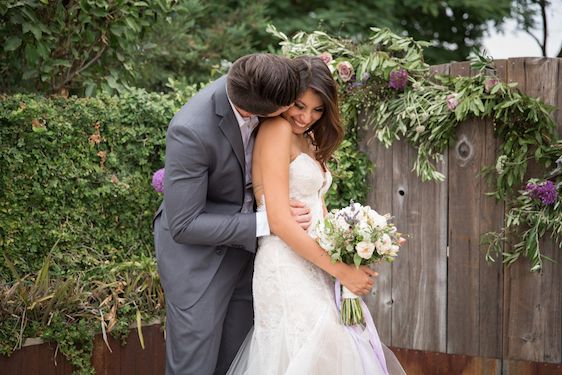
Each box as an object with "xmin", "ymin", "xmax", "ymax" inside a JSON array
[{"xmin": 268, "ymin": 25, "xmax": 561, "ymax": 271}]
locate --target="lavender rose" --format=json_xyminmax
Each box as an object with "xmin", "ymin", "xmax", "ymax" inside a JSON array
[
  {"xmin": 446, "ymin": 93, "xmax": 460, "ymax": 111},
  {"xmin": 484, "ymin": 78, "xmax": 499, "ymax": 93},
  {"xmin": 337, "ymin": 61, "xmax": 354, "ymax": 82},
  {"xmin": 319, "ymin": 52, "xmax": 333, "ymax": 65}
]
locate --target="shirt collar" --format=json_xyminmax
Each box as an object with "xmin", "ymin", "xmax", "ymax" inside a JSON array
[{"xmin": 226, "ymin": 90, "xmax": 257, "ymax": 128}]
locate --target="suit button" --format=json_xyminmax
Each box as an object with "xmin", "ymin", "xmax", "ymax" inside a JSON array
[{"xmin": 216, "ymin": 248, "xmax": 224, "ymax": 255}]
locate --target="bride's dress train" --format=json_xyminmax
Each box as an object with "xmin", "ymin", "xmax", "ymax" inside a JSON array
[{"xmin": 227, "ymin": 153, "xmax": 406, "ymax": 375}]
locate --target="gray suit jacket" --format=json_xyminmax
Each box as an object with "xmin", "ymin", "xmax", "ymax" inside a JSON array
[{"xmin": 153, "ymin": 75, "xmax": 257, "ymax": 309}]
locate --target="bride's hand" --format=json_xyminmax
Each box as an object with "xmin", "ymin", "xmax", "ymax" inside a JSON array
[
  {"xmin": 289, "ymin": 200, "xmax": 312, "ymax": 230},
  {"xmin": 339, "ymin": 264, "xmax": 377, "ymax": 296}
]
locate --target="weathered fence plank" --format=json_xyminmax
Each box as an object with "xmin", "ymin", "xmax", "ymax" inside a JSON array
[
  {"xmin": 391, "ymin": 139, "xmax": 447, "ymax": 351},
  {"xmin": 558, "ymin": 59, "xmax": 562, "ymax": 134},
  {"xmin": 360, "ymin": 123, "xmax": 394, "ymax": 344},
  {"xmin": 446, "ymin": 61, "xmax": 505, "ymax": 358},
  {"xmin": 503, "ymin": 58, "xmax": 562, "ymax": 363}
]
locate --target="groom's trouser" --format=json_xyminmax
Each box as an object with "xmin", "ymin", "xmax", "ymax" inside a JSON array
[{"xmin": 164, "ymin": 249, "xmax": 254, "ymax": 375}]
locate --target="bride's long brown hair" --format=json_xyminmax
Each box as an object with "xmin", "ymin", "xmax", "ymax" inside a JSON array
[{"xmin": 294, "ymin": 56, "xmax": 344, "ymax": 166}]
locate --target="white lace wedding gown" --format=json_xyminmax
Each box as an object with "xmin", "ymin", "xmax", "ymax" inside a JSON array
[{"xmin": 227, "ymin": 153, "xmax": 406, "ymax": 375}]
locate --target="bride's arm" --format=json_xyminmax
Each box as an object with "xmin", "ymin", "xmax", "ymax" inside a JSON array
[{"xmin": 256, "ymin": 118, "xmax": 375, "ymax": 295}]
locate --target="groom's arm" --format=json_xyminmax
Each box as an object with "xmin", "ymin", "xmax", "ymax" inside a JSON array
[{"xmin": 164, "ymin": 122, "xmax": 257, "ymax": 253}]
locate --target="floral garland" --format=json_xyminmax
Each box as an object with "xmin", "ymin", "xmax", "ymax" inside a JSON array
[
  {"xmin": 483, "ymin": 154, "xmax": 562, "ymax": 271},
  {"xmin": 266, "ymin": 25, "xmax": 562, "ymax": 271}
]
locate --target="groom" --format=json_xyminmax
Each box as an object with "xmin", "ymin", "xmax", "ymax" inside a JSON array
[{"xmin": 153, "ymin": 54, "xmax": 310, "ymax": 375}]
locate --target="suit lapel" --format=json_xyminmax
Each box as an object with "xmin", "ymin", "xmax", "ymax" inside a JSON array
[{"xmin": 213, "ymin": 77, "xmax": 245, "ymax": 175}]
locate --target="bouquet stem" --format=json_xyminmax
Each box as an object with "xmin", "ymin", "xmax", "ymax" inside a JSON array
[{"xmin": 340, "ymin": 286, "xmax": 365, "ymax": 326}]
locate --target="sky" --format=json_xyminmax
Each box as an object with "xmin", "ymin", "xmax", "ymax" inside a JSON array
[{"xmin": 482, "ymin": 0, "xmax": 562, "ymax": 58}]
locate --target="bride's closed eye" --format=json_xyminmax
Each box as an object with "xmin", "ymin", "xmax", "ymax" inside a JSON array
[{"xmin": 295, "ymin": 102, "xmax": 324, "ymax": 113}]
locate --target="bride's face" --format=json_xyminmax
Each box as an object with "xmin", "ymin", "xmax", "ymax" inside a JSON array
[{"xmin": 282, "ymin": 88, "xmax": 324, "ymax": 135}]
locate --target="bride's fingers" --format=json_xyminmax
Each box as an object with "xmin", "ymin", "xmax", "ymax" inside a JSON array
[
  {"xmin": 289, "ymin": 199, "xmax": 306, "ymax": 208},
  {"xmin": 297, "ymin": 222, "xmax": 311, "ymax": 230},
  {"xmin": 294, "ymin": 213, "xmax": 311, "ymax": 223},
  {"xmin": 360, "ymin": 266, "xmax": 377, "ymax": 277}
]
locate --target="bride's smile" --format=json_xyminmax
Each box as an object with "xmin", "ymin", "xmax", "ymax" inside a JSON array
[{"xmin": 282, "ymin": 88, "xmax": 324, "ymax": 134}]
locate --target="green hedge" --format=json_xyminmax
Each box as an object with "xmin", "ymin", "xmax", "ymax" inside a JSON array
[
  {"xmin": 0, "ymin": 90, "xmax": 187, "ymax": 278},
  {"xmin": 0, "ymin": 89, "xmax": 369, "ymax": 279},
  {"xmin": 0, "ymin": 89, "xmax": 369, "ymax": 372}
]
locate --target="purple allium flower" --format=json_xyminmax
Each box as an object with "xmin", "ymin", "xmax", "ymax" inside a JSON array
[
  {"xmin": 526, "ymin": 180, "xmax": 558, "ymax": 205},
  {"xmin": 318, "ymin": 52, "xmax": 333, "ymax": 65},
  {"xmin": 484, "ymin": 78, "xmax": 499, "ymax": 93},
  {"xmin": 446, "ymin": 93, "xmax": 460, "ymax": 111},
  {"xmin": 388, "ymin": 68, "xmax": 409, "ymax": 90},
  {"xmin": 337, "ymin": 61, "xmax": 354, "ymax": 82},
  {"xmin": 152, "ymin": 168, "xmax": 165, "ymax": 193}
]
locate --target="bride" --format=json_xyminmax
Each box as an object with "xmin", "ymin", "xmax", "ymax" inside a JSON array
[{"xmin": 227, "ymin": 56, "xmax": 406, "ymax": 375}]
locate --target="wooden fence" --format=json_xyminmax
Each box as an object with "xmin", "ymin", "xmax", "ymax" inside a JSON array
[{"xmin": 362, "ymin": 57, "xmax": 562, "ymax": 368}]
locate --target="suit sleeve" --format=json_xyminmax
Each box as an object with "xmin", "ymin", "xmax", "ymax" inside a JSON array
[{"xmin": 163, "ymin": 122, "xmax": 257, "ymax": 253}]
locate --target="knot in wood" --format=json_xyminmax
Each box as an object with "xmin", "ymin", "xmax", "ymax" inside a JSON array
[{"xmin": 455, "ymin": 136, "xmax": 473, "ymax": 165}]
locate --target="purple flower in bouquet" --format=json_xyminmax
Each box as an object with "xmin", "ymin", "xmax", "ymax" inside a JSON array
[
  {"xmin": 446, "ymin": 93, "xmax": 460, "ymax": 110},
  {"xmin": 388, "ymin": 68, "xmax": 408, "ymax": 90},
  {"xmin": 484, "ymin": 78, "xmax": 499, "ymax": 93},
  {"xmin": 319, "ymin": 52, "xmax": 333, "ymax": 65},
  {"xmin": 152, "ymin": 168, "xmax": 165, "ymax": 193},
  {"xmin": 526, "ymin": 180, "xmax": 558, "ymax": 205},
  {"xmin": 337, "ymin": 61, "xmax": 354, "ymax": 82}
]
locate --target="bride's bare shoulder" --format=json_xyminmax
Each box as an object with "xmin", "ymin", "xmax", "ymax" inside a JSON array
[{"xmin": 258, "ymin": 116, "xmax": 292, "ymax": 139}]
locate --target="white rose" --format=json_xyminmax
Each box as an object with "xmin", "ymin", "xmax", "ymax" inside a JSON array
[
  {"xmin": 358, "ymin": 221, "xmax": 371, "ymax": 239},
  {"xmin": 356, "ymin": 209, "xmax": 367, "ymax": 223},
  {"xmin": 375, "ymin": 233, "xmax": 392, "ymax": 255},
  {"xmin": 369, "ymin": 211, "xmax": 387, "ymax": 229},
  {"xmin": 336, "ymin": 216, "xmax": 350, "ymax": 231},
  {"xmin": 386, "ymin": 245, "xmax": 399, "ymax": 257},
  {"xmin": 356, "ymin": 241, "xmax": 375, "ymax": 259}
]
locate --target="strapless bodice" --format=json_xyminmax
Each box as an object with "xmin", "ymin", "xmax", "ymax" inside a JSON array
[{"xmin": 257, "ymin": 153, "xmax": 332, "ymax": 235}]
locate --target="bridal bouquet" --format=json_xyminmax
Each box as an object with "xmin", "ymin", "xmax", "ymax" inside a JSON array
[{"xmin": 313, "ymin": 202, "xmax": 405, "ymax": 325}]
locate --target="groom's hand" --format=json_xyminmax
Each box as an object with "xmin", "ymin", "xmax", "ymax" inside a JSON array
[{"xmin": 289, "ymin": 200, "xmax": 312, "ymax": 230}]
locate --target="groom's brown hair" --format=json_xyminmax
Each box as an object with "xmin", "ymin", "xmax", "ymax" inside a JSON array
[{"xmin": 227, "ymin": 53, "xmax": 306, "ymax": 115}]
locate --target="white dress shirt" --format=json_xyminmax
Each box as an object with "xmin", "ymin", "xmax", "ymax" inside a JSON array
[{"xmin": 227, "ymin": 95, "xmax": 270, "ymax": 237}]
